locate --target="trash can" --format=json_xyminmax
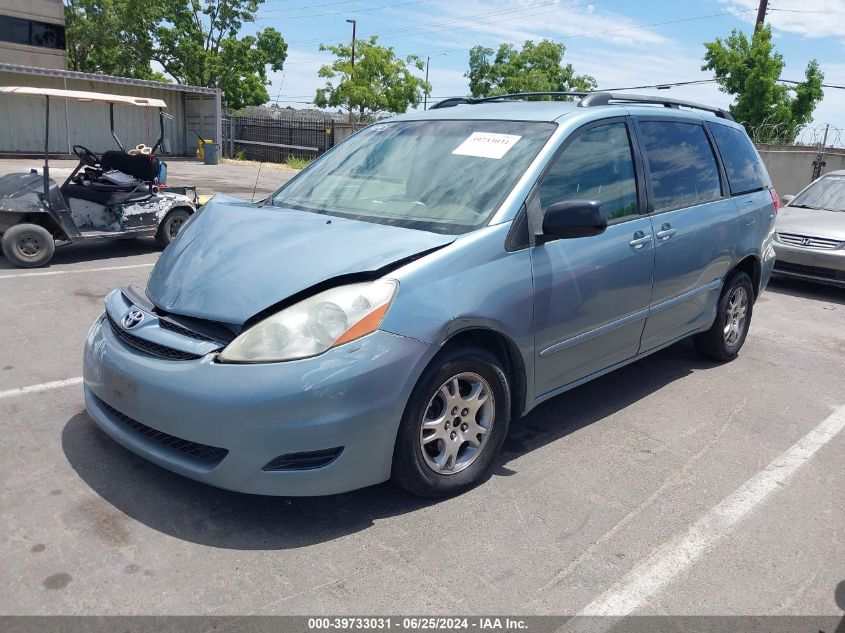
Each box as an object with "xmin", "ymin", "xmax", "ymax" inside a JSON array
[{"xmin": 203, "ymin": 143, "xmax": 220, "ymax": 165}]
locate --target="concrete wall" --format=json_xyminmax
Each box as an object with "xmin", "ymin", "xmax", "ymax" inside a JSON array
[
  {"xmin": 756, "ymin": 144, "xmax": 845, "ymax": 199},
  {"xmin": 0, "ymin": 68, "xmax": 220, "ymax": 156},
  {"xmin": 0, "ymin": 0, "xmax": 66, "ymax": 70}
]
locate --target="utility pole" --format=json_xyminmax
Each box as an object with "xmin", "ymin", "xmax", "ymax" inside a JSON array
[
  {"xmin": 754, "ymin": 0, "xmax": 769, "ymax": 33},
  {"xmin": 424, "ymin": 56, "xmax": 430, "ymax": 110},
  {"xmin": 346, "ymin": 19, "xmax": 356, "ymax": 123},
  {"xmin": 423, "ymin": 51, "xmax": 448, "ymax": 110}
]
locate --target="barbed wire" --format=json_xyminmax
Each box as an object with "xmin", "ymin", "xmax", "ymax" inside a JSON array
[{"xmin": 743, "ymin": 117, "xmax": 845, "ymax": 149}]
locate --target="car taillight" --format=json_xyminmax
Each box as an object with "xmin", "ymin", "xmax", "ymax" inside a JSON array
[{"xmin": 769, "ymin": 187, "xmax": 780, "ymax": 213}]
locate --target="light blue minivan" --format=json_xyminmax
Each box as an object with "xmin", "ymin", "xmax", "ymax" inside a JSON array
[{"xmin": 83, "ymin": 92, "xmax": 778, "ymax": 497}]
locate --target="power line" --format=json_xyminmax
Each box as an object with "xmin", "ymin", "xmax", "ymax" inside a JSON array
[
  {"xmin": 257, "ymin": 0, "xmax": 432, "ymax": 21},
  {"xmin": 260, "ymin": 0, "xmax": 383, "ymax": 13},
  {"xmin": 374, "ymin": 8, "xmax": 757, "ymax": 58},
  {"xmin": 768, "ymin": 7, "xmax": 845, "ymax": 15},
  {"xmin": 283, "ymin": 0, "xmax": 612, "ymax": 46}
]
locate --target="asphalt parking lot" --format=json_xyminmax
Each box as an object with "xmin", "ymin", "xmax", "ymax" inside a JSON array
[{"xmin": 0, "ymin": 159, "xmax": 843, "ymax": 616}]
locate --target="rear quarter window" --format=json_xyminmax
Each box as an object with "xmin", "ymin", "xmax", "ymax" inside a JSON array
[
  {"xmin": 637, "ymin": 121, "xmax": 722, "ymax": 211},
  {"xmin": 708, "ymin": 123, "xmax": 767, "ymax": 195}
]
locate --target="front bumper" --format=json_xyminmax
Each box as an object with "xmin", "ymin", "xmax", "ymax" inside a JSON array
[
  {"xmin": 83, "ymin": 314, "xmax": 436, "ymax": 496},
  {"xmin": 772, "ymin": 239, "xmax": 845, "ymax": 287}
]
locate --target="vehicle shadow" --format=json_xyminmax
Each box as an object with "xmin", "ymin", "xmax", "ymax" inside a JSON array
[
  {"xmin": 766, "ymin": 276, "xmax": 845, "ymax": 305},
  {"xmin": 0, "ymin": 237, "xmax": 161, "ymax": 270},
  {"xmin": 62, "ymin": 340, "xmax": 718, "ymax": 551}
]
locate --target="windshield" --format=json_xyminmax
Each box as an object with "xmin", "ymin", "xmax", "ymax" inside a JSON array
[
  {"xmin": 790, "ymin": 175, "xmax": 845, "ymax": 212},
  {"xmin": 270, "ymin": 119, "xmax": 556, "ymax": 234}
]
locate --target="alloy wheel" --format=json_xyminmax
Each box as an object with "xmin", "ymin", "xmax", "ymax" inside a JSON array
[
  {"xmin": 723, "ymin": 286, "xmax": 748, "ymax": 347},
  {"xmin": 419, "ymin": 372, "xmax": 495, "ymax": 475}
]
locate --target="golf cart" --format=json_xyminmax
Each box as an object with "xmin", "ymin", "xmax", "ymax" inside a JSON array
[{"xmin": 0, "ymin": 87, "xmax": 197, "ymax": 268}]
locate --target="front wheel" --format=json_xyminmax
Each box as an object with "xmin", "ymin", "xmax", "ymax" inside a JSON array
[
  {"xmin": 391, "ymin": 345, "xmax": 511, "ymax": 497},
  {"xmin": 1, "ymin": 223, "xmax": 55, "ymax": 268},
  {"xmin": 694, "ymin": 271, "xmax": 754, "ymax": 362},
  {"xmin": 155, "ymin": 207, "xmax": 191, "ymax": 248}
]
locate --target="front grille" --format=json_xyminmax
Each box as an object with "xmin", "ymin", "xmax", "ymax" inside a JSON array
[
  {"xmin": 262, "ymin": 447, "xmax": 343, "ymax": 471},
  {"xmin": 158, "ymin": 317, "xmax": 216, "ymax": 342},
  {"xmin": 97, "ymin": 397, "xmax": 228, "ymax": 467},
  {"xmin": 777, "ymin": 232, "xmax": 843, "ymax": 250},
  {"xmin": 107, "ymin": 313, "xmax": 203, "ymax": 361},
  {"xmin": 774, "ymin": 261, "xmax": 840, "ymax": 280}
]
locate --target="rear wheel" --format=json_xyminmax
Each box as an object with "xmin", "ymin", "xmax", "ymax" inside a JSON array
[
  {"xmin": 694, "ymin": 271, "xmax": 754, "ymax": 362},
  {"xmin": 1, "ymin": 223, "xmax": 55, "ymax": 268},
  {"xmin": 155, "ymin": 207, "xmax": 191, "ymax": 248},
  {"xmin": 391, "ymin": 345, "xmax": 511, "ymax": 497}
]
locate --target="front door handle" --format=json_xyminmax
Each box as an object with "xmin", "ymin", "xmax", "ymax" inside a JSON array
[
  {"xmin": 629, "ymin": 231, "xmax": 652, "ymax": 250},
  {"xmin": 656, "ymin": 223, "xmax": 677, "ymax": 241}
]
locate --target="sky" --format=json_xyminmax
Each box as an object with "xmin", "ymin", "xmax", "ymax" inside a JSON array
[{"xmin": 248, "ymin": 0, "xmax": 845, "ymax": 136}]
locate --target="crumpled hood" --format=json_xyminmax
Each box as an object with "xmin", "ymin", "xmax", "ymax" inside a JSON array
[
  {"xmin": 146, "ymin": 196, "xmax": 454, "ymax": 324},
  {"xmin": 777, "ymin": 206, "xmax": 845, "ymax": 242}
]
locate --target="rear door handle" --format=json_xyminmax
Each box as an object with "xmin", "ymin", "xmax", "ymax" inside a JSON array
[
  {"xmin": 629, "ymin": 231, "xmax": 653, "ymax": 250},
  {"xmin": 656, "ymin": 224, "xmax": 677, "ymax": 240}
]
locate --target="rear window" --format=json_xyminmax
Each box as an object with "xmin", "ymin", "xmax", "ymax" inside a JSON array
[
  {"xmin": 638, "ymin": 121, "xmax": 722, "ymax": 211},
  {"xmin": 708, "ymin": 123, "xmax": 767, "ymax": 195}
]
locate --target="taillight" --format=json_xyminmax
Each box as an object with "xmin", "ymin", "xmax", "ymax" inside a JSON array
[{"xmin": 769, "ymin": 187, "xmax": 780, "ymax": 213}]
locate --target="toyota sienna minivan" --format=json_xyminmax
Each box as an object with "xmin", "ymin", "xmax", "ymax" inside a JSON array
[{"xmin": 83, "ymin": 92, "xmax": 778, "ymax": 497}]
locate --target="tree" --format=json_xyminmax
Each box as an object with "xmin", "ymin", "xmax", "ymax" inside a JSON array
[
  {"xmin": 703, "ymin": 26, "xmax": 824, "ymax": 141},
  {"xmin": 314, "ymin": 36, "xmax": 430, "ymax": 121},
  {"xmin": 64, "ymin": 0, "xmax": 288, "ymax": 109},
  {"xmin": 65, "ymin": 0, "xmax": 167, "ymax": 81},
  {"xmin": 466, "ymin": 39, "xmax": 596, "ymax": 98}
]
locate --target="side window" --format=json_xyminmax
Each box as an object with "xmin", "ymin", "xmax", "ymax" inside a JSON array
[
  {"xmin": 708, "ymin": 123, "xmax": 767, "ymax": 195},
  {"xmin": 538, "ymin": 122, "xmax": 639, "ymax": 224},
  {"xmin": 638, "ymin": 121, "xmax": 721, "ymax": 211}
]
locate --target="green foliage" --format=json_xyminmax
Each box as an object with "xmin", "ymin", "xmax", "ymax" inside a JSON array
[
  {"xmin": 703, "ymin": 26, "xmax": 824, "ymax": 138},
  {"xmin": 65, "ymin": 0, "xmax": 168, "ymax": 81},
  {"xmin": 285, "ymin": 156, "xmax": 313, "ymax": 170},
  {"xmin": 466, "ymin": 39, "xmax": 596, "ymax": 98},
  {"xmin": 314, "ymin": 35, "xmax": 430, "ymax": 120},
  {"xmin": 64, "ymin": 0, "xmax": 288, "ymax": 109},
  {"xmin": 234, "ymin": 149, "xmax": 247, "ymax": 160}
]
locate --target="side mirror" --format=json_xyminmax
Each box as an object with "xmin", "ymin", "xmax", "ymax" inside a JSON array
[
  {"xmin": 541, "ymin": 200, "xmax": 607, "ymax": 241},
  {"xmin": 781, "ymin": 194, "xmax": 795, "ymax": 205}
]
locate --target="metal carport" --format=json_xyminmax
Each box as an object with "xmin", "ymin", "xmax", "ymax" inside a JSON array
[{"xmin": 0, "ymin": 63, "xmax": 220, "ymax": 157}]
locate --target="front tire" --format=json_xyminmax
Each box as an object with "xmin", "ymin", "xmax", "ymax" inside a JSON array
[
  {"xmin": 694, "ymin": 271, "xmax": 754, "ymax": 362},
  {"xmin": 392, "ymin": 344, "xmax": 511, "ymax": 497},
  {"xmin": 155, "ymin": 207, "xmax": 191, "ymax": 248},
  {"xmin": 1, "ymin": 223, "xmax": 55, "ymax": 268}
]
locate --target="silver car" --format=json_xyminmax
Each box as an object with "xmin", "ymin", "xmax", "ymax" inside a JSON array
[
  {"xmin": 83, "ymin": 92, "xmax": 778, "ymax": 498},
  {"xmin": 773, "ymin": 171, "xmax": 845, "ymax": 287}
]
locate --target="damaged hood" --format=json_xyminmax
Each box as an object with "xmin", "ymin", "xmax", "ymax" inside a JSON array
[{"xmin": 146, "ymin": 196, "xmax": 455, "ymax": 324}]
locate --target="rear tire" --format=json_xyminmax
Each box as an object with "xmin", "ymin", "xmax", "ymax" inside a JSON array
[
  {"xmin": 155, "ymin": 207, "xmax": 191, "ymax": 248},
  {"xmin": 693, "ymin": 271, "xmax": 754, "ymax": 362},
  {"xmin": 1, "ymin": 223, "xmax": 55, "ymax": 268},
  {"xmin": 391, "ymin": 344, "xmax": 511, "ymax": 497}
]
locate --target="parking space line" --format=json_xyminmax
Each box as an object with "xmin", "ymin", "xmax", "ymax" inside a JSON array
[
  {"xmin": 0, "ymin": 263, "xmax": 154, "ymax": 280},
  {"xmin": 576, "ymin": 404, "xmax": 845, "ymax": 617},
  {"xmin": 0, "ymin": 377, "xmax": 83, "ymax": 400}
]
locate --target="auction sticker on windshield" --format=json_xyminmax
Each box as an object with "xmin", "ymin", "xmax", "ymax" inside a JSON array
[{"xmin": 452, "ymin": 132, "xmax": 522, "ymax": 159}]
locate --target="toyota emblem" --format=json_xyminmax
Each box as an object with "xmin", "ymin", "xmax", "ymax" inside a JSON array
[{"xmin": 122, "ymin": 309, "xmax": 145, "ymax": 330}]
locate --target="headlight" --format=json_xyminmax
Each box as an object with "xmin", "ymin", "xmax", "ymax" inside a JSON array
[{"xmin": 218, "ymin": 279, "xmax": 398, "ymax": 363}]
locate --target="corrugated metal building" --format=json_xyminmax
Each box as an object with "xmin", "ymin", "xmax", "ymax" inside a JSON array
[{"xmin": 0, "ymin": 63, "xmax": 221, "ymax": 156}]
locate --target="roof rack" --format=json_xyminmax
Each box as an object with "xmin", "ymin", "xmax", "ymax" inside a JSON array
[{"xmin": 429, "ymin": 91, "xmax": 734, "ymax": 121}]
